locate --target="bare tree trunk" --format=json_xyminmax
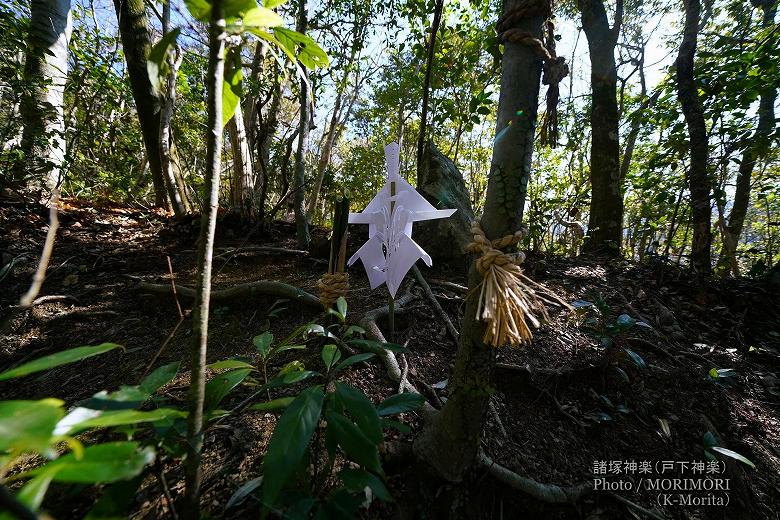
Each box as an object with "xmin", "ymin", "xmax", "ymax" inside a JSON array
[
  {"xmin": 293, "ymin": 0, "xmax": 311, "ymax": 249},
  {"xmin": 307, "ymin": 91, "xmax": 343, "ymax": 217},
  {"xmin": 159, "ymin": 0, "xmax": 187, "ymax": 217},
  {"xmin": 579, "ymin": 0, "xmax": 624, "ymax": 255},
  {"xmin": 415, "ymin": 0, "xmax": 445, "ymax": 185},
  {"xmin": 718, "ymin": 0, "xmax": 776, "ymax": 276},
  {"xmin": 675, "ymin": 0, "xmax": 712, "ymax": 274},
  {"xmin": 413, "ymin": 0, "xmax": 546, "ymax": 481},
  {"xmin": 228, "ymin": 102, "xmax": 254, "ymax": 216},
  {"xmin": 14, "ymin": 0, "xmax": 72, "ymax": 203},
  {"xmin": 184, "ymin": 0, "xmax": 225, "ymax": 514},
  {"xmin": 113, "ymin": 0, "xmax": 167, "ymax": 207}
]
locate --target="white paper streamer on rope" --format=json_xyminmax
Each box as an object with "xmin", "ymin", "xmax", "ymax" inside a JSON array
[{"xmin": 347, "ymin": 143, "xmax": 456, "ymax": 298}]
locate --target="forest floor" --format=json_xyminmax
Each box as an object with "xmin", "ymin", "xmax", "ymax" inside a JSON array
[{"xmin": 1, "ymin": 198, "xmax": 779, "ymax": 520}]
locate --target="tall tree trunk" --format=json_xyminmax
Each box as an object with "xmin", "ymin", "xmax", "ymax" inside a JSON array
[
  {"xmin": 293, "ymin": 0, "xmax": 311, "ymax": 249},
  {"xmin": 14, "ymin": 0, "xmax": 72, "ymax": 202},
  {"xmin": 228, "ymin": 101, "xmax": 254, "ymax": 216},
  {"xmin": 159, "ymin": 0, "xmax": 187, "ymax": 217},
  {"xmin": 413, "ymin": 0, "xmax": 546, "ymax": 481},
  {"xmin": 718, "ymin": 0, "xmax": 776, "ymax": 276},
  {"xmin": 579, "ymin": 0, "xmax": 623, "ymax": 255},
  {"xmin": 675, "ymin": 0, "xmax": 712, "ymax": 274},
  {"xmin": 415, "ymin": 0, "xmax": 445, "ymax": 184},
  {"xmin": 307, "ymin": 91, "xmax": 343, "ymax": 218},
  {"xmin": 184, "ymin": 0, "xmax": 225, "ymax": 514},
  {"xmin": 113, "ymin": 0, "xmax": 167, "ymax": 207}
]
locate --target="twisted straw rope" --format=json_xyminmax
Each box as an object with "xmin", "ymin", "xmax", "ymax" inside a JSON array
[
  {"xmin": 317, "ymin": 272, "xmax": 349, "ymax": 309},
  {"xmin": 466, "ymin": 221, "xmax": 569, "ymax": 347}
]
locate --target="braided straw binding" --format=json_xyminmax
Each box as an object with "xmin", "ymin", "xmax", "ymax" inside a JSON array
[
  {"xmin": 466, "ymin": 221, "xmax": 568, "ymax": 347},
  {"xmin": 317, "ymin": 272, "xmax": 349, "ymax": 309}
]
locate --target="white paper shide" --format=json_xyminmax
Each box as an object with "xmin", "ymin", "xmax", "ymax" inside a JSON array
[{"xmin": 347, "ymin": 143, "xmax": 456, "ymax": 298}]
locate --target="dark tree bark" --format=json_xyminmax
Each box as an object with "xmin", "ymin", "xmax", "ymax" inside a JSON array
[
  {"xmin": 675, "ymin": 0, "xmax": 712, "ymax": 274},
  {"xmin": 14, "ymin": 0, "xmax": 72, "ymax": 202},
  {"xmin": 413, "ymin": 0, "xmax": 546, "ymax": 481},
  {"xmin": 113, "ymin": 0, "xmax": 167, "ymax": 207},
  {"xmin": 579, "ymin": 0, "xmax": 624, "ymax": 255},
  {"xmin": 184, "ymin": 0, "xmax": 225, "ymax": 514},
  {"xmin": 292, "ymin": 0, "xmax": 311, "ymax": 249},
  {"xmin": 719, "ymin": 0, "xmax": 777, "ymax": 276}
]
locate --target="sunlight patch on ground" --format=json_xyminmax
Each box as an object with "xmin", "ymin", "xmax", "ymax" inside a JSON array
[{"xmin": 562, "ymin": 265, "xmax": 607, "ymax": 280}]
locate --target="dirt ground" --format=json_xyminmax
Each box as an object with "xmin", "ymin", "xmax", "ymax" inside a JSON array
[{"xmin": 1, "ymin": 198, "xmax": 779, "ymax": 519}]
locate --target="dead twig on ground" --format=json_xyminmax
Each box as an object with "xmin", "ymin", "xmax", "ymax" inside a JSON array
[
  {"xmin": 412, "ymin": 265, "xmax": 459, "ymax": 344},
  {"xmin": 137, "ymin": 280, "xmax": 322, "ymax": 309}
]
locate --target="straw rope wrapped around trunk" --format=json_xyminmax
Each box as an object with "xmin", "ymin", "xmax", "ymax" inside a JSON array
[{"xmin": 466, "ymin": 221, "xmax": 570, "ymax": 347}]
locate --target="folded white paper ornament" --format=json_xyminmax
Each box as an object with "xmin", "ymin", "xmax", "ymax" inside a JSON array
[{"xmin": 347, "ymin": 143, "xmax": 456, "ymax": 297}]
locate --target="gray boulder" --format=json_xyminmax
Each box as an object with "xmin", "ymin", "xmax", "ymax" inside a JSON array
[{"xmin": 414, "ymin": 141, "xmax": 475, "ymax": 264}]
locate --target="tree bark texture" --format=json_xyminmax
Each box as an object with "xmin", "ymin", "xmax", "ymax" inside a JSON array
[
  {"xmin": 15, "ymin": 0, "xmax": 72, "ymax": 201},
  {"xmin": 675, "ymin": 0, "xmax": 712, "ymax": 274},
  {"xmin": 228, "ymin": 101, "xmax": 254, "ymax": 216},
  {"xmin": 719, "ymin": 0, "xmax": 777, "ymax": 275},
  {"xmin": 413, "ymin": 0, "xmax": 546, "ymax": 481},
  {"xmin": 293, "ymin": 0, "xmax": 311, "ymax": 249},
  {"xmin": 184, "ymin": 0, "xmax": 225, "ymax": 514},
  {"xmin": 579, "ymin": 0, "xmax": 623, "ymax": 255},
  {"xmin": 113, "ymin": 0, "xmax": 167, "ymax": 207}
]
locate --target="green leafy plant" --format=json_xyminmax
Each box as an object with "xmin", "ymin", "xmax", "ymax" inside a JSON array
[
  {"xmin": 223, "ymin": 298, "xmax": 424, "ymax": 517},
  {"xmin": 574, "ymin": 296, "xmax": 648, "ymax": 372}
]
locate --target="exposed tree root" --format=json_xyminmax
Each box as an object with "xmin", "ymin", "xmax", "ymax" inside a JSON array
[
  {"xmin": 427, "ymin": 278, "xmax": 467, "ymax": 293},
  {"xmin": 47, "ymin": 309, "xmax": 120, "ymax": 323},
  {"xmin": 137, "ymin": 280, "xmax": 322, "ymax": 309},
  {"xmin": 358, "ymin": 289, "xmax": 419, "ymax": 394},
  {"xmin": 606, "ymin": 491, "xmax": 665, "ymax": 520},
  {"xmin": 412, "ymin": 265, "xmax": 459, "ymax": 343},
  {"xmin": 477, "ymin": 451, "xmax": 592, "ymax": 504}
]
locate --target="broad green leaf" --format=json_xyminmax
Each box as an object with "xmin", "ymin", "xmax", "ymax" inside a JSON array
[
  {"xmin": 332, "ymin": 353, "xmax": 375, "ymax": 374},
  {"xmin": 616, "ymin": 314, "xmax": 636, "ymax": 329},
  {"xmin": 271, "ymin": 344, "xmax": 306, "ymax": 355},
  {"xmin": 208, "ymin": 359, "xmax": 256, "ymax": 371},
  {"xmin": 83, "ymin": 477, "xmax": 143, "ymax": 520},
  {"xmin": 273, "ymin": 27, "xmax": 329, "ymax": 69},
  {"xmin": 80, "ymin": 386, "xmax": 150, "ymax": 411},
  {"xmin": 226, "ymin": 477, "xmax": 263, "ymax": 508},
  {"xmin": 61, "ymin": 408, "xmax": 186, "ymax": 435},
  {"xmin": 321, "ymin": 344, "xmax": 341, "ymax": 370},
  {"xmin": 376, "ymin": 392, "xmax": 425, "ymax": 417},
  {"xmin": 710, "ymin": 447, "xmax": 756, "ymax": 468},
  {"xmin": 263, "ymin": 0, "xmax": 287, "ymax": 7},
  {"xmin": 204, "ymin": 368, "xmax": 252, "ymax": 412},
  {"xmin": 253, "ymin": 331, "xmax": 274, "ymax": 358},
  {"xmin": 334, "ymin": 382, "xmax": 382, "ymax": 444},
  {"xmin": 183, "ymin": 0, "xmax": 211, "ymax": 21},
  {"xmin": 380, "ymin": 418, "xmax": 410, "ymax": 433},
  {"xmin": 335, "ymin": 297, "xmax": 347, "ymax": 318},
  {"xmin": 340, "ymin": 468, "xmax": 392, "ymax": 502},
  {"xmin": 139, "ymin": 362, "xmax": 180, "ymax": 394},
  {"xmin": 16, "ymin": 472, "xmax": 56, "ymax": 511},
  {"xmin": 25, "ymin": 442, "xmax": 155, "ymax": 483},
  {"xmin": 623, "ymin": 348, "xmax": 646, "ymax": 369},
  {"xmin": 221, "ymin": 49, "xmax": 243, "ymax": 128},
  {"xmin": 264, "ymin": 369, "xmax": 318, "ymax": 389},
  {"xmin": 324, "ymin": 410, "xmax": 382, "ymax": 474},
  {"xmin": 248, "ymin": 397, "xmax": 294, "ymax": 411},
  {"xmin": 0, "ymin": 343, "xmax": 121, "ymax": 381},
  {"xmin": 147, "ymin": 28, "xmax": 181, "ymax": 95},
  {"xmin": 263, "ymin": 386, "xmax": 324, "ymax": 506},
  {"xmin": 241, "ymin": 6, "xmax": 283, "ymax": 27},
  {"xmin": 703, "ymin": 431, "xmax": 718, "ymax": 448},
  {"xmin": 0, "ymin": 399, "xmax": 63, "ymax": 452}
]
